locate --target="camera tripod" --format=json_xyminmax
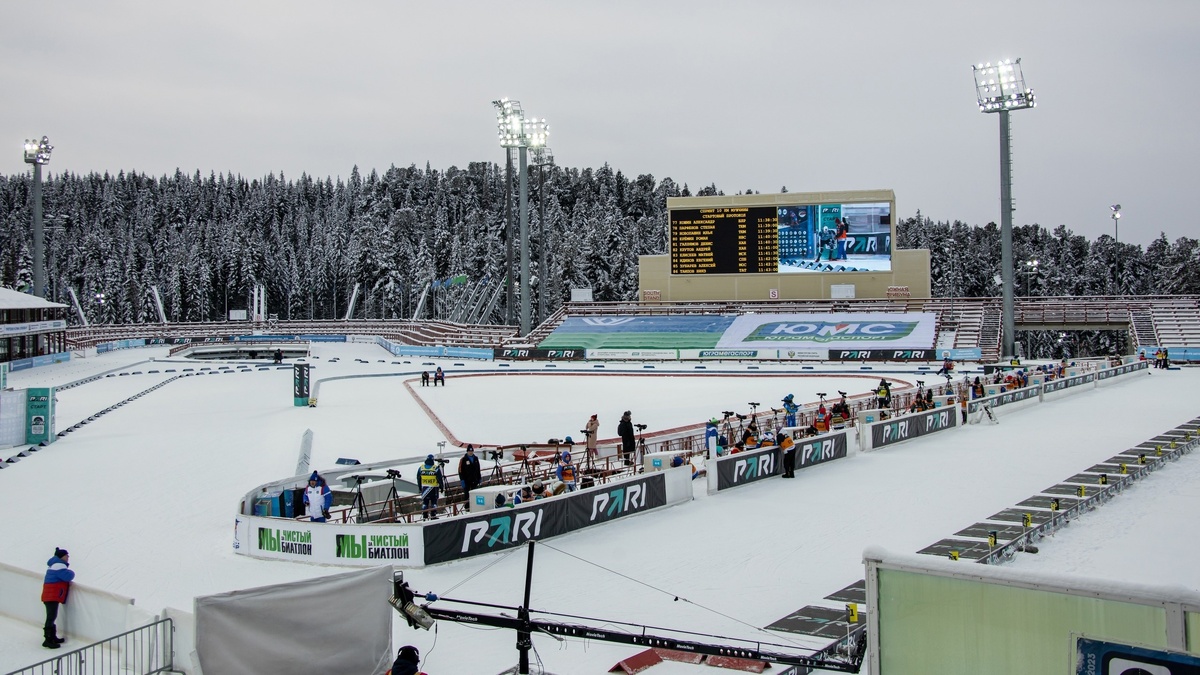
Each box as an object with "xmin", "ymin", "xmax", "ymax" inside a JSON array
[
  {"xmin": 351, "ymin": 476, "xmax": 371, "ymax": 524},
  {"xmin": 635, "ymin": 424, "xmax": 648, "ymax": 470}
]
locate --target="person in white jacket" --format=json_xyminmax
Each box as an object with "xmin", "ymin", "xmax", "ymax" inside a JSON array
[{"xmin": 303, "ymin": 471, "xmax": 332, "ymax": 522}]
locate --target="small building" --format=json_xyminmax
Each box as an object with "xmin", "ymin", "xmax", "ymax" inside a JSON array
[{"xmin": 0, "ymin": 287, "xmax": 69, "ymax": 365}]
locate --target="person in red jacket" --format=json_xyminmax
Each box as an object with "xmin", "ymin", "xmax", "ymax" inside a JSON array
[{"xmin": 41, "ymin": 547, "xmax": 75, "ymax": 649}]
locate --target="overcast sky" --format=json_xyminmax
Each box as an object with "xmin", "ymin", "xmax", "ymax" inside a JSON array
[{"xmin": 3, "ymin": 1, "xmax": 1197, "ymax": 245}]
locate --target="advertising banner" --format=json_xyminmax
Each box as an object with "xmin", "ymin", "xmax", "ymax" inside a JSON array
[
  {"xmin": 2, "ymin": 319, "xmax": 66, "ymax": 335},
  {"xmin": 422, "ymin": 473, "xmax": 668, "ymax": 565},
  {"xmin": 1074, "ymin": 637, "xmax": 1200, "ymax": 674},
  {"xmin": 1043, "ymin": 372, "xmax": 1095, "ymax": 394},
  {"xmin": 831, "ymin": 349, "xmax": 935, "ymax": 361},
  {"xmin": 293, "ymin": 364, "xmax": 310, "ymax": 406},
  {"xmin": 494, "ymin": 348, "xmax": 586, "ymax": 361},
  {"xmin": 587, "ymin": 349, "xmax": 679, "ymax": 360},
  {"xmin": 235, "ymin": 516, "xmax": 424, "ymax": 567},
  {"xmin": 25, "ymin": 387, "xmax": 55, "ymax": 445},
  {"xmin": 796, "ymin": 430, "xmax": 849, "ymax": 468},
  {"xmin": 715, "ymin": 313, "xmax": 937, "ymax": 351},
  {"xmin": 868, "ymin": 407, "xmax": 956, "ymax": 450},
  {"xmin": 967, "ymin": 385, "xmax": 1040, "ymax": 414},
  {"xmin": 541, "ymin": 315, "xmax": 736, "ymax": 350},
  {"xmin": 712, "ymin": 446, "xmax": 781, "ymax": 492}
]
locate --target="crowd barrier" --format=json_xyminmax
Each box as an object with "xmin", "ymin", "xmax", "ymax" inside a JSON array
[
  {"xmin": 376, "ymin": 336, "xmax": 493, "ymax": 361},
  {"xmin": 235, "ymin": 468, "xmax": 692, "ymax": 567},
  {"xmin": 5, "ymin": 351, "xmax": 72, "ymax": 370},
  {"xmin": 707, "ymin": 429, "xmax": 851, "ymax": 494}
]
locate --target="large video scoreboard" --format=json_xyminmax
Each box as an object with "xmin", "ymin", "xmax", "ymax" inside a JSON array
[
  {"xmin": 669, "ymin": 206, "xmax": 779, "ymax": 274},
  {"xmin": 668, "ymin": 193, "xmax": 893, "ymax": 276}
]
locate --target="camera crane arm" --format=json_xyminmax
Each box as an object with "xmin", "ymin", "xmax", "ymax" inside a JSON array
[
  {"xmin": 397, "ymin": 542, "xmax": 863, "ymax": 673},
  {"xmin": 416, "ymin": 601, "xmax": 862, "ymax": 672}
]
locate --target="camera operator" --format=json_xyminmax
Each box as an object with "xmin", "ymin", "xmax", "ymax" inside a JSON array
[
  {"xmin": 584, "ymin": 414, "xmax": 599, "ymax": 455},
  {"xmin": 417, "ymin": 455, "xmax": 447, "ymax": 521},
  {"xmin": 617, "ymin": 411, "xmax": 636, "ymax": 465},
  {"xmin": 458, "ymin": 445, "xmax": 482, "ymax": 511}
]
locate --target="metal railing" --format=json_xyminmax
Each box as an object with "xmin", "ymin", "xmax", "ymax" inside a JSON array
[{"xmin": 6, "ymin": 618, "xmax": 180, "ymax": 675}]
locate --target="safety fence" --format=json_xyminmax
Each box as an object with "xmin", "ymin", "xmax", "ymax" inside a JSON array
[{"xmin": 5, "ymin": 618, "xmax": 179, "ymax": 675}]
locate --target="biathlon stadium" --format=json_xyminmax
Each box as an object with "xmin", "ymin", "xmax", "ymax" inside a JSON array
[{"xmin": 2, "ymin": 191, "xmax": 1199, "ymax": 674}]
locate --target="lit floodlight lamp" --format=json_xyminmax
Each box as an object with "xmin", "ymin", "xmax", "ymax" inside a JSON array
[
  {"xmin": 1110, "ymin": 204, "xmax": 1121, "ymax": 218},
  {"xmin": 23, "ymin": 136, "xmax": 53, "ymax": 165},
  {"xmin": 973, "ymin": 59, "xmax": 1035, "ymax": 113}
]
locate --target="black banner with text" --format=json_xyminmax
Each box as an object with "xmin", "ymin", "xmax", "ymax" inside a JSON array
[
  {"xmin": 870, "ymin": 407, "xmax": 957, "ymax": 449},
  {"xmin": 422, "ymin": 473, "xmax": 667, "ymax": 564}
]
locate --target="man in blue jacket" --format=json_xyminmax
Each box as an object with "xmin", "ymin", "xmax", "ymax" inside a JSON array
[{"xmin": 41, "ymin": 547, "xmax": 74, "ymax": 649}]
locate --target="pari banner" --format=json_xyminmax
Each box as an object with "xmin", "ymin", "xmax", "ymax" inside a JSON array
[
  {"xmin": 711, "ymin": 446, "xmax": 781, "ymax": 492},
  {"xmin": 867, "ymin": 407, "xmax": 957, "ymax": 451},
  {"xmin": 715, "ymin": 313, "xmax": 937, "ymax": 351},
  {"xmin": 423, "ymin": 473, "xmax": 668, "ymax": 564}
]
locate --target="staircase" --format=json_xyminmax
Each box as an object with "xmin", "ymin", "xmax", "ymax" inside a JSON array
[
  {"xmin": 979, "ymin": 301, "xmax": 1003, "ymax": 362},
  {"xmin": 1128, "ymin": 307, "xmax": 1158, "ymax": 349}
]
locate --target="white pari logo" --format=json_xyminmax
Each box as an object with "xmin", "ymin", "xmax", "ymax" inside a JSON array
[
  {"xmin": 590, "ymin": 484, "xmax": 648, "ymax": 520},
  {"xmin": 581, "ymin": 317, "xmax": 637, "ymax": 326}
]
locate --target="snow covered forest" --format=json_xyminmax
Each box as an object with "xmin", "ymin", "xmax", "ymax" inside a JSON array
[{"xmin": 1, "ymin": 163, "xmax": 1197, "ymax": 330}]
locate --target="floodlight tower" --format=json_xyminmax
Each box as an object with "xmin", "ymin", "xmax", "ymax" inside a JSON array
[
  {"xmin": 492, "ymin": 98, "xmax": 549, "ymax": 335},
  {"xmin": 973, "ymin": 58, "xmax": 1036, "ymax": 360},
  {"xmin": 1110, "ymin": 204, "xmax": 1121, "ymax": 244},
  {"xmin": 531, "ymin": 146, "xmax": 554, "ymax": 323},
  {"xmin": 23, "ymin": 136, "xmax": 54, "ymax": 298}
]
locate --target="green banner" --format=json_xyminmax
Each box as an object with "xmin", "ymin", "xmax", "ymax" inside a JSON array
[{"xmin": 26, "ymin": 387, "xmax": 55, "ymax": 445}]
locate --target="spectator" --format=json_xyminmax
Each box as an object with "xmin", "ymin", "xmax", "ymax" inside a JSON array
[
  {"xmin": 936, "ymin": 355, "xmax": 954, "ymax": 377},
  {"xmin": 421, "ymin": 371, "xmax": 430, "ymax": 387},
  {"xmin": 584, "ymin": 414, "xmax": 599, "ymax": 455},
  {"xmin": 557, "ymin": 452, "xmax": 579, "ymax": 492},
  {"xmin": 831, "ymin": 395, "xmax": 851, "ymax": 421},
  {"xmin": 705, "ymin": 419, "xmax": 720, "ymax": 457},
  {"xmin": 741, "ymin": 421, "xmax": 759, "ymax": 448},
  {"xmin": 41, "ymin": 547, "xmax": 74, "ymax": 649},
  {"xmin": 782, "ymin": 394, "xmax": 798, "ymax": 427},
  {"xmin": 876, "ymin": 380, "xmax": 891, "ymax": 409},
  {"xmin": 273, "ymin": 348, "xmax": 283, "ymax": 364},
  {"xmin": 433, "ymin": 367, "xmax": 445, "ymax": 386},
  {"xmin": 617, "ymin": 411, "xmax": 636, "ymax": 465},
  {"xmin": 835, "ymin": 217, "xmax": 849, "ymax": 260},
  {"xmin": 458, "ymin": 445, "xmax": 482, "ymax": 511},
  {"xmin": 513, "ymin": 486, "xmax": 535, "ymax": 504},
  {"xmin": 971, "ymin": 377, "xmax": 985, "ymax": 400},
  {"xmin": 530, "ymin": 480, "xmax": 552, "ymax": 499},
  {"xmin": 304, "ymin": 471, "xmax": 332, "ymax": 522},
  {"xmin": 417, "ymin": 455, "xmax": 446, "ymax": 520},
  {"xmin": 671, "ymin": 454, "xmax": 700, "ymax": 480},
  {"xmin": 390, "ymin": 644, "xmax": 424, "ymax": 675},
  {"xmin": 780, "ymin": 432, "xmax": 797, "ymax": 478}
]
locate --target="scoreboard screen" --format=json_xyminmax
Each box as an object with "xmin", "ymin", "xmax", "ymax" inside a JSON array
[
  {"xmin": 669, "ymin": 200, "xmax": 892, "ymax": 275},
  {"xmin": 669, "ymin": 207, "xmax": 779, "ymax": 274}
]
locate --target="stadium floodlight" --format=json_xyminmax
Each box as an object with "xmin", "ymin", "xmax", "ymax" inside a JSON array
[
  {"xmin": 23, "ymin": 136, "xmax": 54, "ymax": 298},
  {"xmin": 1110, "ymin": 204, "xmax": 1122, "ymax": 244},
  {"xmin": 531, "ymin": 146, "xmax": 555, "ymax": 323},
  {"xmin": 972, "ymin": 58, "xmax": 1036, "ymax": 361},
  {"xmin": 491, "ymin": 98, "xmax": 550, "ymax": 336}
]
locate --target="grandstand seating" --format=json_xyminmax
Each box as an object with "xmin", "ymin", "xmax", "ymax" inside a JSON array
[{"xmin": 61, "ymin": 296, "xmax": 1200, "ymax": 359}]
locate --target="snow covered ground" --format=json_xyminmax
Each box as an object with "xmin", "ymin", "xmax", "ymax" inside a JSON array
[{"xmin": 0, "ymin": 343, "xmax": 1196, "ymax": 674}]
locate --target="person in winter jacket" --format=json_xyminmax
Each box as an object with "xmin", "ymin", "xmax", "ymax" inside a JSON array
[
  {"xmin": 556, "ymin": 452, "xmax": 579, "ymax": 492},
  {"xmin": 41, "ymin": 547, "xmax": 74, "ymax": 648},
  {"xmin": 458, "ymin": 445, "xmax": 482, "ymax": 510},
  {"xmin": 390, "ymin": 644, "xmax": 424, "ymax": 675},
  {"xmin": 617, "ymin": 411, "xmax": 636, "ymax": 464},
  {"xmin": 304, "ymin": 471, "xmax": 332, "ymax": 522},
  {"xmin": 584, "ymin": 414, "xmax": 599, "ymax": 455},
  {"xmin": 782, "ymin": 394, "xmax": 799, "ymax": 428},
  {"xmin": 417, "ymin": 455, "xmax": 446, "ymax": 520}
]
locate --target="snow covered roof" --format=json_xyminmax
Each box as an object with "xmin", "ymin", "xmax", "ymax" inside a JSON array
[{"xmin": 0, "ymin": 287, "xmax": 68, "ymax": 310}]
